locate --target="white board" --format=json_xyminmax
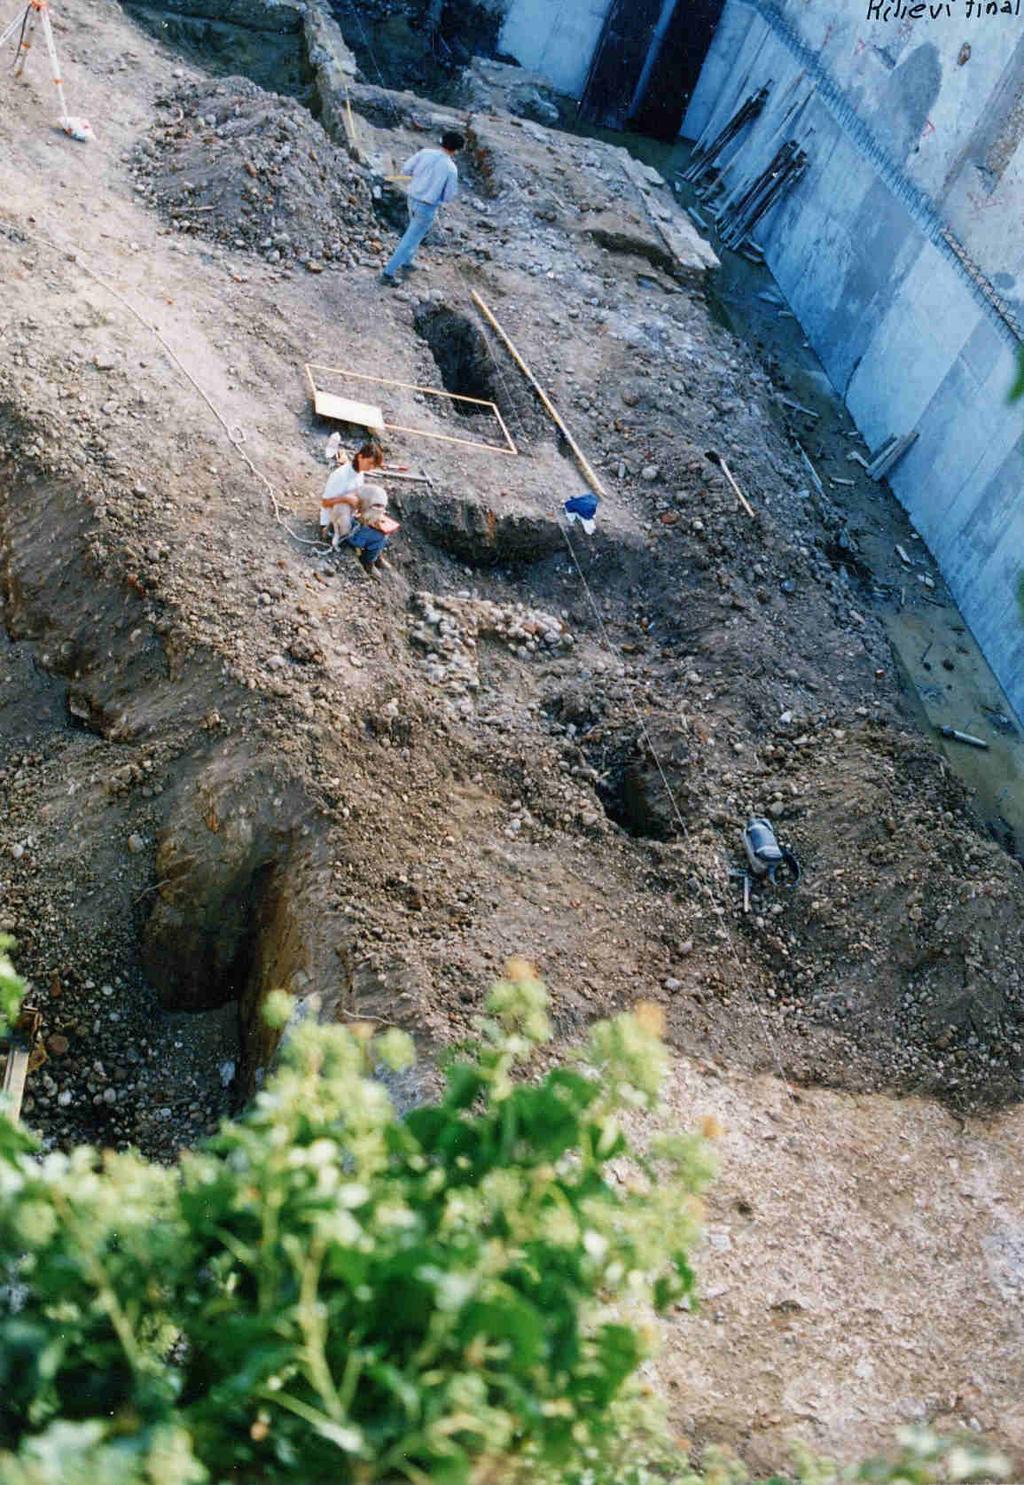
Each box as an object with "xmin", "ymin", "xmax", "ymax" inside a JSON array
[{"xmin": 313, "ymin": 390, "xmax": 386, "ymax": 431}]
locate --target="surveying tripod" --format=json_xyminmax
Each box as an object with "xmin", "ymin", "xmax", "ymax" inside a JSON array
[{"xmin": 0, "ymin": 0, "xmax": 91, "ymax": 139}]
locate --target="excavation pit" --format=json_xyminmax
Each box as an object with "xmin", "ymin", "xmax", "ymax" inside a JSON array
[
  {"xmin": 397, "ymin": 488, "xmax": 563, "ymax": 568},
  {"xmin": 593, "ymin": 735, "xmax": 703, "ymax": 842},
  {"xmin": 414, "ymin": 305, "xmax": 504, "ymax": 413},
  {"xmin": 413, "ymin": 303, "xmax": 547, "ymax": 442}
]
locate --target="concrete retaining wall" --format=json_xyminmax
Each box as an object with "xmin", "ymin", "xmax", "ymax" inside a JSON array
[
  {"xmin": 497, "ymin": 0, "xmax": 614, "ymax": 95},
  {"xmin": 686, "ymin": 0, "xmax": 1024, "ymax": 722}
]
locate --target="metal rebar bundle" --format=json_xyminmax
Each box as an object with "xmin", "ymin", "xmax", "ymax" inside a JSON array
[
  {"xmin": 715, "ymin": 140, "xmax": 808, "ymax": 248},
  {"xmin": 681, "ymin": 86, "xmax": 769, "ymax": 188},
  {"xmin": 715, "ymin": 138, "xmax": 797, "ymax": 222}
]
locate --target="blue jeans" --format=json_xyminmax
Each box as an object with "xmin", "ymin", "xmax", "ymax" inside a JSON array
[
  {"xmin": 384, "ymin": 198, "xmax": 438, "ymax": 277},
  {"xmin": 347, "ymin": 522, "xmax": 389, "ymax": 567}
]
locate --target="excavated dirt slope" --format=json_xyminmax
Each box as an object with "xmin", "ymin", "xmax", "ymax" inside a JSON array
[{"xmin": 0, "ymin": 1, "xmax": 1022, "ymax": 1469}]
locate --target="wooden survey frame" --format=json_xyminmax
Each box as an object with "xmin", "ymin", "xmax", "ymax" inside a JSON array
[{"xmin": 305, "ymin": 364, "xmax": 518, "ymax": 457}]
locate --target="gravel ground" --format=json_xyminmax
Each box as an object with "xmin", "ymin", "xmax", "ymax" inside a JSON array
[{"xmin": 0, "ymin": 3, "xmax": 1022, "ymax": 1465}]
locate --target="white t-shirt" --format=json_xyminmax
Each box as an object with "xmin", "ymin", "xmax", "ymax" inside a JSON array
[{"xmin": 320, "ymin": 462, "xmax": 363, "ymax": 525}]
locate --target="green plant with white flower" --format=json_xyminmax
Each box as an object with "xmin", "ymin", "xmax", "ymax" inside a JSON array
[
  {"xmin": 0, "ymin": 956, "xmax": 1009, "ymax": 1485},
  {"xmin": 0, "ymin": 935, "xmax": 24, "ymax": 1039}
]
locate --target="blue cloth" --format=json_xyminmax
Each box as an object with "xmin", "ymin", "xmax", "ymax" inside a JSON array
[
  {"xmin": 347, "ymin": 523, "xmax": 389, "ymax": 562},
  {"xmin": 403, "ymin": 148, "xmax": 459, "ymax": 206},
  {"xmin": 564, "ymin": 493, "xmax": 599, "ymax": 521},
  {"xmin": 384, "ymin": 198, "xmax": 439, "ymax": 278}
]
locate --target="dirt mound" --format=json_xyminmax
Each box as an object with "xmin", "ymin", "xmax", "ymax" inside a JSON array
[
  {"xmin": 543, "ymin": 662, "xmax": 1024, "ymax": 1106},
  {"xmin": 130, "ymin": 78, "xmax": 383, "ymax": 268},
  {"xmin": 749, "ymin": 724, "xmax": 1024, "ymax": 1105}
]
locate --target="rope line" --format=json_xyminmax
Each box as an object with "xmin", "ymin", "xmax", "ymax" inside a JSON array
[{"xmin": 4, "ymin": 220, "xmax": 321, "ymax": 548}]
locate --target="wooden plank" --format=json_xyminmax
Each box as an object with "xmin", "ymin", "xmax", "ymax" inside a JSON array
[
  {"xmin": 1, "ymin": 1037, "xmax": 30, "ymax": 1122},
  {"xmin": 313, "ymin": 390, "xmax": 386, "ymax": 430},
  {"xmin": 869, "ymin": 431, "xmax": 918, "ymax": 481},
  {"xmin": 780, "ymin": 395, "xmax": 818, "ymax": 418}
]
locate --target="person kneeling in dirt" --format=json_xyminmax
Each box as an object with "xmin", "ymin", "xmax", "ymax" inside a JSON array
[
  {"xmin": 346, "ymin": 485, "xmax": 395, "ymax": 578},
  {"xmin": 319, "ymin": 441, "xmax": 386, "ymax": 548}
]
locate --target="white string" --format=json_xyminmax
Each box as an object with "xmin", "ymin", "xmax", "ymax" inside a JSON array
[{"xmin": 3, "ymin": 218, "xmax": 322, "ymax": 548}]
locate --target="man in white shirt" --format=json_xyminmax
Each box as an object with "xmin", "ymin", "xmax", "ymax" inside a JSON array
[{"xmin": 380, "ymin": 130, "xmax": 464, "ymax": 286}]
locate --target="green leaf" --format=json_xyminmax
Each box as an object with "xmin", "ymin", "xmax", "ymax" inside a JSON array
[
  {"xmin": 0, "ymin": 938, "xmax": 26, "ymax": 1039},
  {"xmin": 0, "ymin": 971, "xmax": 811, "ymax": 1485},
  {"xmin": 460, "ymin": 1292, "xmax": 545, "ymax": 1369},
  {"xmin": 1009, "ymin": 346, "xmax": 1024, "ymax": 402},
  {"xmin": 442, "ymin": 1063, "xmax": 486, "ymax": 1111}
]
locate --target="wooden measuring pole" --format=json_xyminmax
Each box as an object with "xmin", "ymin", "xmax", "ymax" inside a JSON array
[
  {"xmin": 716, "ymin": 455, "xmax": 756, "ymax": 519},
  {"xmin": 470, "ymin": 290, "xmax": 608, "ymax": 499}
]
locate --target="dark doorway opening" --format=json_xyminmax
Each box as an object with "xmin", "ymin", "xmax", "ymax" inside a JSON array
[
  {"xmin": 578, "ymin": 0, "xmax": 723, "ymax": 142},
  {"xmin": 630, "ymin": 0, "xmax": 724, "ymax": 138},
  {"xmin": 577, "ymin": 0, "xmax": 662, "ymax": 131}
]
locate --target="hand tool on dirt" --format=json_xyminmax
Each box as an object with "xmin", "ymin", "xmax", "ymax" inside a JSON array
[
  {"xmin": 381, "ymin": 468, "xmax": 430, "ymax": 484},
  {"xmin": 937, "ymin": 725, "xmax": 989, "ymax": 750},
  {"xmin": 325, "ymin": 438, "xmax": 430, "ymax": 487},
  {"xmin": 0, "ymin": 0, "xmax": 92, "ymax": 139},
  {"xmin": 743, "ymin": 817, "xmax": 801, "ymax": 887},
  {"xmin": 729, "ymin": 867, "xmax": 752, "ymax": 913},
  {"xmin": 705, "ymin": 450, "xmax": 755, "ymax": 517}
]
